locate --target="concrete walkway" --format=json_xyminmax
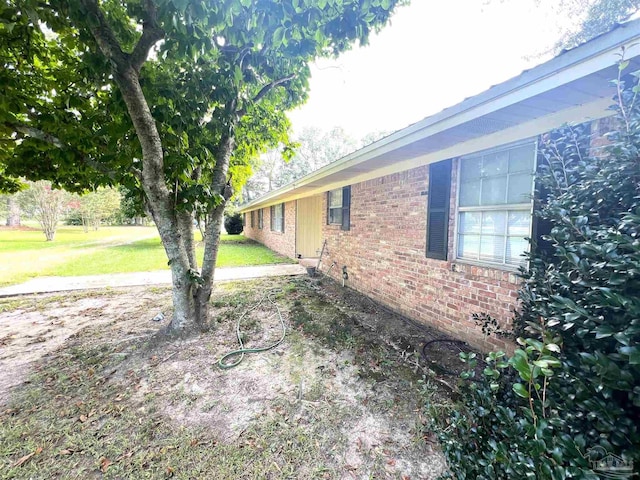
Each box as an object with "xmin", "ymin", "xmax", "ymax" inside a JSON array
[{"xmin": 0, "ymin": 264, "xmax": 307, "ymax": 297}]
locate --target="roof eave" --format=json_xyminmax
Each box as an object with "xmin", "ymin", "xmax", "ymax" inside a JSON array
[{"xmin": 240, "ymin": 18, "xmax": 640, "ymax": 212}]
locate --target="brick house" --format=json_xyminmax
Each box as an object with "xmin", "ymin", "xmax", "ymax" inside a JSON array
[{"xmin": 240, "ymin": 20, "xmax": 640, "ymax": 352}]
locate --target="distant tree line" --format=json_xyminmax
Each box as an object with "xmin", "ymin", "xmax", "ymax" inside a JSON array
[
  {"xmin": 241, "ymin": 126, "xmax": 389, "ymax": 202},
  {"xmin": 1, "ymin": 181, "xmax": 148, "ymax": 241}
]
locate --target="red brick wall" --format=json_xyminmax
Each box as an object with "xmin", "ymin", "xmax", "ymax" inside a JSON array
[
  {"xmin": 320, "ymin": 163, "xmax": 517, "ymax": 352},
  {"xmin": 243, "ymin": 201, "xmax": 296, "ymax": 259},
  {"xmin": 244, "ymin": 119, "xmax": 611, "ymax": 352}
]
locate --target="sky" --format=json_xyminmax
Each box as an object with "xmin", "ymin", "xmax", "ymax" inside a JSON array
[{"xmin": 287, "ymin": 0, "xmax": 581, "ymax": 139}]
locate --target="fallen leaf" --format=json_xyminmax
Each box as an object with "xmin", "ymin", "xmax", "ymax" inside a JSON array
[
  {"xmin": 165, "ymin": 466, "xmax": 174, "ymax": 478},
  {"xmin": 100, "ymin": 457, "xmax": 112, "ymax": 472},
  {"xmin": 387, "ymin": 458, "xmax": 396, "ymax": 466},
  {"xmin": 12, "ymin": 447, "xmax": 42, "ymax": 467},
  {"xmin": 59, "ymin": 449, "xmax": 73, "ymax": 456},
  {"xmin": 79, "ymin": 414, "xmax": 88, "ymax": 423}
]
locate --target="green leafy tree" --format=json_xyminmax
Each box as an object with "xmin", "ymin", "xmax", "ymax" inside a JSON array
[
  {"xmin": 115, "ymin": 186, "xmax": 148, "ymax": 225},
  {"xmin": 1, "ymin": 192, "xmax": 21, "ymax": 226},
  {"xmin": 276, "ymin": 126, "xmax": 358, "ymax": 186},
  {"xmin": 553, "ymin": 0, "xmax": 640, "ymax": 50},
  {"xmin": 73, "ymin": 187, "xmax": 122, "ymax": 231},
  {"xmin": 19, "ymin": 181, "xmax": 71, "ymax": 241},
  {"xmin": 243, "ymin": 126, "xmax": 385, "ymax": 200},
  {"xmin": 427, "ymin": 66, "xmax": 640, "ymax": 478},
  {"xmin": 0, "ymin": 0, "xmax": 406, "ymax": 333}
]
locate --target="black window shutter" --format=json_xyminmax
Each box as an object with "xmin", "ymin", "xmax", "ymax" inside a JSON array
[
  {"xmin": 426, "ymin": 159, "xmax": 452, "ymax": 260},
  {"xmin": 270, "ymin": 206, "xmax": 274, "ymax": 231},
  {"xmin": 326, "ymin": 191, "xmax": 330, "ymax": 225},
  {"xmin": 341, "ymin": 186, "xmax": 351, "ymax": 231},
  {"xmin": 281, "ymin": 203, "xmax": 285, "ymax": 232}
]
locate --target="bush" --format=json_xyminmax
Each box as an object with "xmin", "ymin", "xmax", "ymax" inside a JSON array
[
  {"xmin": 224, "ymin": 212, "xmax": 243, "ymax": 235},
  {"xmin": 64, "ymin": 210, "xmax": 83, "ymax": 225},
  {"xmin": 427, "ymin": 67, "xmax": 640, "ymax": 478}
]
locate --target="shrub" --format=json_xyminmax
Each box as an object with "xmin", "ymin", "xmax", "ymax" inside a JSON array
[
  {"xmin": 224, "ymin": 212, "xmax": 243, "ymax": 235},
  {"xmin": 426, "ymin": 65, "xmax": 640, "ymax": 478}
]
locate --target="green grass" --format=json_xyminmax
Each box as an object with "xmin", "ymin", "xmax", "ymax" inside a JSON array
[
  {"xmin": 0, "ymin": 226, "xmax": 293, "ymax": 286},
  {"xmin": 40, "ymin": 237, "xmax": 292, "ymax": 277},
  {"xmin": 0, "ymin": 225, "xmax": 151, "ymax": 253}
]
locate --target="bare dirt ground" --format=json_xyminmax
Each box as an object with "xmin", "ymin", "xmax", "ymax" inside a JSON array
[{"xmin": 0, "ymin": 277, "xmax": 453, "ymax": 479}]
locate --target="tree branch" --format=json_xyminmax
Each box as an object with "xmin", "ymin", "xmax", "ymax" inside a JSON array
[
  {"xmin": 238, "ymin": 74, "xmax": 296, "ymax": 117},
  {"xmin": 6, "ymin": 122, "xmax": 119, "ymax": 180},
  {"xmin": 10, "ymin": 123, "xmax": 65, "ymax": 149},
  {"xmin": 129, "ymin": 0, "xmax": 164, "ymax": 74},
  {"xmin": 79, "ymin": 0, "xmax": 128, "ymax": 68}
]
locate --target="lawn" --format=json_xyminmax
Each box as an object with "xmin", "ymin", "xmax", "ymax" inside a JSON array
[
  {"xmin": 0, "ymin": 226, "xmax": 293, "ymax": 286},
  {"xmin": 0, "ymin": 277, "xmax": 447, "ymax": 479}
]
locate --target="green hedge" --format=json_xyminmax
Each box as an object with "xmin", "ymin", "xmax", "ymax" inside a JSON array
[{"xmin": 427, "ymin": 65, "xmax": 640, "ymax": 478}]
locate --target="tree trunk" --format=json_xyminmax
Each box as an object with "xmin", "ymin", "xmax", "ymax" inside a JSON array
[
  {"xmin": 81, "ymin": 2, "xmax": 234, "ymax": 335},
  {"xmin": 178, "ymin": 211, "xmax": 197, "ymax": 271},
  {"xmin": 195, "ymin": 132, "xmax": 236, "ymax": 324},
  {"xmin": 6, "ymin": 196, "xmax": 20, "ymax": 226},
  {"xmin": 113, "ymin": 66, "xmax": 200, "ymax": 334}
]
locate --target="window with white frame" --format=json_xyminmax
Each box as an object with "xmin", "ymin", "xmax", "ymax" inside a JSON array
[
  {"xmin": 456, "ymin": 141, "xmax": 536, "ymax": 267},
  {"xmin": 258, "ymin": 208, "xmax": 263, "ymax": 229},
  {"xmin": 270, "ymin": 203, "xmax": 284, "ymax": 233},
  {"xmin": 327, "ymin": 188, "xmax": 343, "ymax": 224}
]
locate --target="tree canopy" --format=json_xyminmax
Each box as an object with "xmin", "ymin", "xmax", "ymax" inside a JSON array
[{"xmin": 0, "ymin": 0, "xmax": 407, "ymax": 331}]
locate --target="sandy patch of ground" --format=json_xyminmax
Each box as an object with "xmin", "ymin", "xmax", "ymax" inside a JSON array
[
  {"xmin": 0, "ymin": 278, "xmax": 449, "ymax": 479},
  {"xmin": 0, "ymin": 288, "xmax": 170, "ymax": 406}
]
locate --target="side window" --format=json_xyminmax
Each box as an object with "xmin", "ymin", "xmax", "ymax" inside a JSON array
[
  {"xmin": 270, "ymin": 203, "xmax": 285, "ymax": 232},
  {"xmin": 327, "ymin": 186, "xmax": 351, "ymax": 231},
  {"xmin": 258, "ymin": 209, "xmax": 263, "ymax": 229},
  {"xmin": 456, "ymin": 141, "xmax": 536, "ymax": 267}
]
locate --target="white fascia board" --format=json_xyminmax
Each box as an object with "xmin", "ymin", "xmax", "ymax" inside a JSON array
[
  {"xmin": 240, "ymin": 20, "xmax": 640, "ymax": 213},
  {"xmin": 241, "ymin": 98, "xmax": 612, "ymax": 212}
]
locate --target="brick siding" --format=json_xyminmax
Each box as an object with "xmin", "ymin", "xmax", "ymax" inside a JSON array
[
  {"xmin": 320, "ymin": 162, "xmax": 517, "ymax": 352},
  {"xmin": 243, "ymin": 118, "xmax": 611, "ymax": 352},
  {"xmin": 244, "ymin": 201, "xmax": 296, "ymax": 259}
]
